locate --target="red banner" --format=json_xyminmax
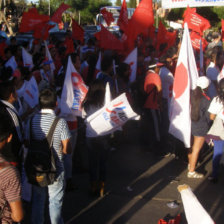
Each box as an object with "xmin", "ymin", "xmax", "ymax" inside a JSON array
[
  {"xmin": 72, "ymin": 19, "xmax": 84, "ymax": 44},
  {"xmin": 33, "ymin": 22, "xmax": 55, "ymax": 40},
  {"xmin": 117, "ymin": 0, "xmax": 128, "ymax": 33},
  {"xmin": 51, "ymin": 3, "xmax": 70, "ymax": 24},
  {"xmin": 100, "ymin": 8, "xmax": 115, "ymax": 27},
  {"xmin": 190, "ymin": 31, "xmax": 208, "ymax": 51}
]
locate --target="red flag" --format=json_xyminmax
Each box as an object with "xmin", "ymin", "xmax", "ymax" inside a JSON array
[
  {"xmin": 51, "ymin": 3, "xmax": 70, "ymax": 24},
  {"xmin": 72, "ymin": 19, "xmax": 84, "ymax": 44},
  {"xmin": 125, "ymin": 0, "xmax": 154, "ymax": 51},
  {"xmin": 190, "ymin": 31, "xmax": 208, "ymax": 51},
  {"xmin": 183, "ymin": 6, "xmax": 196, "ymax": 18},
  {"xmin": 100, "ymin": 8, "xmax": 115, "ymax": 27},
  {"xmin": 64, "ymin": 36, "xmax": 75, "ymax": 55},
  {"xmin": 184, "ymin": 12, "xmax": 210, "ymax": 35},
  {"xmin": 222, "ymin": 19, "xmax": 224, "ymax": 41},
  {"xmin": 94, "ymin": 25, "xmax": 123, "ymax": 51},
  {"xmin": 33, "ymin": 22, "xmax": 55, "ymax": 40},
  {"xmin": 19, "ymin": 8, "xmax": 49, "ymax": 33},
  {"xmin": 156, "ymin": 21, "xmax": 176, "ymax": 55},
  {"xmin": 117, "ymin": 0, "xmax": 128, "ymax": 33}
]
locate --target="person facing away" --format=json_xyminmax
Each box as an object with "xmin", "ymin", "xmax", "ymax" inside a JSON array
[
  {"xmin": 26, "ymin": 88, "xmax": 72, "ymax": 224},
  {"xmin": 0, "ymin": 113, "xmax": 24, "ymax": 224}
]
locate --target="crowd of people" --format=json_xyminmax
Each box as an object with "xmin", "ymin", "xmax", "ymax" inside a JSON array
[{"xmin": 0, "ymin": 22, "xmax": 224, "ymax": 223}]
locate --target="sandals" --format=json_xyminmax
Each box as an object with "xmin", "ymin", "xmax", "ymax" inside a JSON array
[{"xmin": 187, "ymin": 171, "xmax": 204, "ymax": 178}]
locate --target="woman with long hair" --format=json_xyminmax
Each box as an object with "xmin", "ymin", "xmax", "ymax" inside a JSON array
[
  {"xmin": 82, "ymin": 79, "xmax": 109, "ymax": 197},
  {"xmin": 208, "ymin": 78, "xmax": 224, "ymax": 183},
  {"xmin": 188, "ymin": 76, "xmax": 211, "ymax": 178}
]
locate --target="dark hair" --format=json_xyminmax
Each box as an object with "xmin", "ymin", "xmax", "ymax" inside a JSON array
[
  {"xmin": 101, "ymin": 55, "xmax": 113, "ymax": 72},
  {"xmin": 218, "ymin": 79, "xmax": 224, "ymax": 105},
  {"xmin": 86, "ymin": 53, "xmax": 97, "ymax": 85},
  {"xmin": 39, "ymin": 88, "xmax": 57, "ymax": 109},
  {"xmin": 117, "ymin": 62, "xmax": 129, "ymax": 78},
  {"xmin": 82, "ymin": 79, "xmax": 105, "ymax": 111},
  {"xmin": 0, "ymin": 80, "xmax": 15, "ymax": 100},
  {"xmin": 191, "ymin": 87, "xmax": 203, "ymax": 122},
  {"xmin": 70, "ymin": 53, "xmax": 79, "ymax": 65},
  {"xmin": 0, "ymin": 113, "xmax": 12, "ymax": 142}
]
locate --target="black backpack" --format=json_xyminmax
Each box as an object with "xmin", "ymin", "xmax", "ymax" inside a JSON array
[{"xmin": 25, "ymin": 117, "xmax": 60, "ymax": 187}]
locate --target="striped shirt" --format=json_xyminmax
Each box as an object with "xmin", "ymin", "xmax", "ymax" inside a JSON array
[
  {"xmin": 26, "ymin": 109, "xmax": 71, "ymax": 174},
  {"xmin": 0, "ymin": 158, "xmax": 21, "ymax": 224}
]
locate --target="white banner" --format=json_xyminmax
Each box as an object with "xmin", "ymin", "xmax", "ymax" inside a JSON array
[
  {"xmin": 85, "ymin": 93, "xmax": 140, "ymax": 137},
  {"xmin": 162, "ymin": 0, "xmax": 224, "ymax": 9}
]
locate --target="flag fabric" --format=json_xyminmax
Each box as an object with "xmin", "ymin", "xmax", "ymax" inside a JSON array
[
  {"xmin": 19, "ymin": 8, "xmax": 49, "ymax": 33},
  {"xmin": 23, "ymin": 76, "xmax": 39, "ymax": 108},
  {"xmin": 95, "ymin": 25, "xmax": 124, "ymax": 51},
  {"xmin": 183, "ymin": 6, "xmax": 196, "ymax": 18},
  {"xmin": 104, "ymin": 82, "xmax": 112, "ymax": 106},
  {"xmin": 60, "ymin": 56, "xmax": 88, "ymax": 117},
  {"xmin": 72, "ymin": 19, "xmax": 84, "ymax": 44},
  {"xmin": 117, "ymin": 0, "xmax": 128, "ymax": 33},
  {"xmin": 5, "ymin": 56, "xmax": 17, "ymax": 72},
  {"xmin": 190, "ymin": 31, "xmax": 208, "ymax": 51},
  {"xmin": 85, "ymin": 93, "xmax": 140, "ymax": 137},
  {"xmin": 178, "ymin": 185, "xmax": 214, "ymax": 224},
  {"xmin": 124, "ymin": 48, "xmax": 137, "ymax": 83},
  {"xmin": 51, "ymin": 3, "xmax": 70, "ymax": 24},
  {"xmin": 44, "ymin": 41, "xmax": 55, "ymax": 77},
  {"xmin": 169, "ymin": 23, "xmax": 198, "ymax": 148},
  {"xmin": 125, "ymin": 0, "xmax": 154, "ymax": 50},
  {"xmin": 22, "ymin": 47, "xmax": 34, "ymax": 70},
  {"xmin": 100, "ymin": 8, "xmax": 115, "ymax": 27},
  {"xmin": 64, "ymin": 36, "xmax": 75, "ymax": 55},
  {"xmin": 96, "ymin": 51, "xmax": 102, "ymax": 71},
  {"xmin": 33, "ymin": 22, "xmax": 55, "ymax": 40},
  {"xmin": 184, "ymin": 11, "xmax": 210, "ymax": 35}
]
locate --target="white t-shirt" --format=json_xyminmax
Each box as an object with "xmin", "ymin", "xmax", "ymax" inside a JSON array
[
  {"xmin": 159, "ymin": 66, "xmax": 174, "ymax": 100},
  {"xmin": 208, "ymin": 96, "xmax": 224, "ymax": 120},
  {"xmin": 206, "ymin": 62, "xmax": 219, "ymax": 99}
]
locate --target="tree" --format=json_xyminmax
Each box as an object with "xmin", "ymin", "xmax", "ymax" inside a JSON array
[
  {"xmin": 115, "ymin": 0, "xmax": 122, "ymax": 6},
  {"xmin": 128, "ymin": 0, "xmax": 136, "ymax": 8}
]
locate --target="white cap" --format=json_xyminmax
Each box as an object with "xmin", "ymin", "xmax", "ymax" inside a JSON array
[{"xmin": 197, "ymin": 76, "xmax": 211, "ymax": 89}]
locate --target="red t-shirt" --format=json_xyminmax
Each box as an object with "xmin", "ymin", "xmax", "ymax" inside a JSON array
[{"xmin": 144, "ymin": 71, "xmax": 161, "ymax": 110}]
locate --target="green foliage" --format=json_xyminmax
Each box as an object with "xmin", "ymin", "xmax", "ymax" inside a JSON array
[
  {"xmin": 166, "ymin": 8, "xmax": 184, "ymax": 21},
  {"xmin": 115, "ymin": 0, "xmax": 122, "ymax": 6},
  {"xmin": 127, "ymin": 0, "xmax": 136, "ymax": 8}
]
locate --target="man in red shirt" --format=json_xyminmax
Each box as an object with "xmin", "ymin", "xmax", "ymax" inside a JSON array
[{"xmin": 141, "ymin": 60, "xmax": 163, "ymax": 152}]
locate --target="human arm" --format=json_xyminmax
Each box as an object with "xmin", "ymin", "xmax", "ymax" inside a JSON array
[
  {"xmin": 61, "ymin": 139, "xmax": 72, "ymax": 154},
  {"xmin": 210, "ymin": 113, "xmax": 216, "ymax": 121},
  {"xmin": 10, "ymin": 200, "xmax": 24, "ymax": 222}
]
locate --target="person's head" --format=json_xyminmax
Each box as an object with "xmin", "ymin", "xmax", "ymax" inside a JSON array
[
  {"xmin": 117, "ymin": 62, "xmax": 130, "ymax": 82},
  {"xmin": 4, "ymin": 47, "xmax": 12, "ymax": 60},
  {"xmin": 82, "ymin": 79, "xmax": 105, "ymax": 110},
  {"xmin": 215, "ymin": 51, "xmax": 224, "ymax": 71},
  {"xmin": 0, "ymin": 113, "xmax": 12, "ymax": 151},
  {"xmin": 39, "ymin": 88, "xmax": 57, "ymax": 110},
  {"xmin": 148, "ymin": 58, "xmax": 163, "ymax": 74},
  {"xmin": 101, "ymin": 55, "xmax": 113, "ymax": 74},
  {"xmin": 41, "ymin": 57, "xmax": 51, "ymax": 72},
  {"xmin": 70, "ymin": 53, "xmax": 81, "ymax": 73},
  {"xmin": 196, "ymin": 76, "xmax": 211, "ymax": 92}
]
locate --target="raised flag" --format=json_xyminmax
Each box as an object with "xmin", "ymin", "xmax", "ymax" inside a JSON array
[
  {"xmin": 51, "ymin": 3, "xmax": 70, "ymax": 24},
  {"xmin": 60, "ymin": 56, "xmax": 88, "ymax": 117},
  {"xmin": 169, "ymin": 23, "xmax": 198, "ymax": 148},
  {"xmin": 5, "ymin": 56, "xmax": 17, "ymax": 72},
  {"xmin": 23, "ymin": 76, "xmax": 39, "ymax": 108},
  {"xmin": 117, "ymin": 0, "xmax": 128, "ymax": 33},
  {"xmin": 199, "ymin": 39, "xmax": 204, "ymax": 76},
  {"xmin": 183, "ymin": 6, "xmax": 196, "ymax": 18},
  {"xmin": 178, "ymin": 185, "xmax": 214, "ymax": 224},
  {"xmin": 125, "ymin": 0, "xmax": 154, "ymax": 50},
  {"xmin": 85, "ymin": 93, "xmax": 140, "ymax": 137},
  {"xmin": 19, "ymin": 8, "xmax": 49, "ymax": 33},
  {"xmin": 184, "ymin": 11, "xmax": 210, "ymax": 35},
  {"xmin": 22, "ymin": 47, "xmax": 34, "ymax": 70},
  {"xmin": 33, "ymin": 22, "xmax": 55, "ymax": 40},
  {"xmin": 44, "ymin": 41, "xmax": 55, "ymax": 77},
  {"xmin": 95, "ymin": 25, "xmax": 123, "ymax": 51},
  {"xmin": 190, "ymin": 31, "xmax": 208, "ymax": 51},
  {"xmin": 72, "ymin": 19, "xmax": 84, "ymax": 44},
  {"xmin": 100, "ymin": 8, "xmax": 115, "ymax": 27},
  {"xmin": 124, "ymin": 48, "xmax": 137, "ymax": 83}
]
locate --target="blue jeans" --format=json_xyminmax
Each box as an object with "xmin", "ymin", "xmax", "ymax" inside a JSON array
[
  {"xmin": 212, "ymin": 140, "xmax": 224, "ymax": 178},
  {"xmin": 31, "ymin": 172, "xmax": 65, "ymax": 224}
]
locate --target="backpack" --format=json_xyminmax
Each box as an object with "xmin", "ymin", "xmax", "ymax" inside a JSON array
[{"xmin": 25, "ymin": 117, "xmax": 60, "ymax": 187}]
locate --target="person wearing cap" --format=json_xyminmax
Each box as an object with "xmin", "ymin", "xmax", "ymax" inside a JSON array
[
  {"xmin": 188, "ymin": 76, "xmax": 211, "ymax": 178},
  {"xmin": 141, "ymin": 59, "xmax": 163, "ymax": 151}
]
